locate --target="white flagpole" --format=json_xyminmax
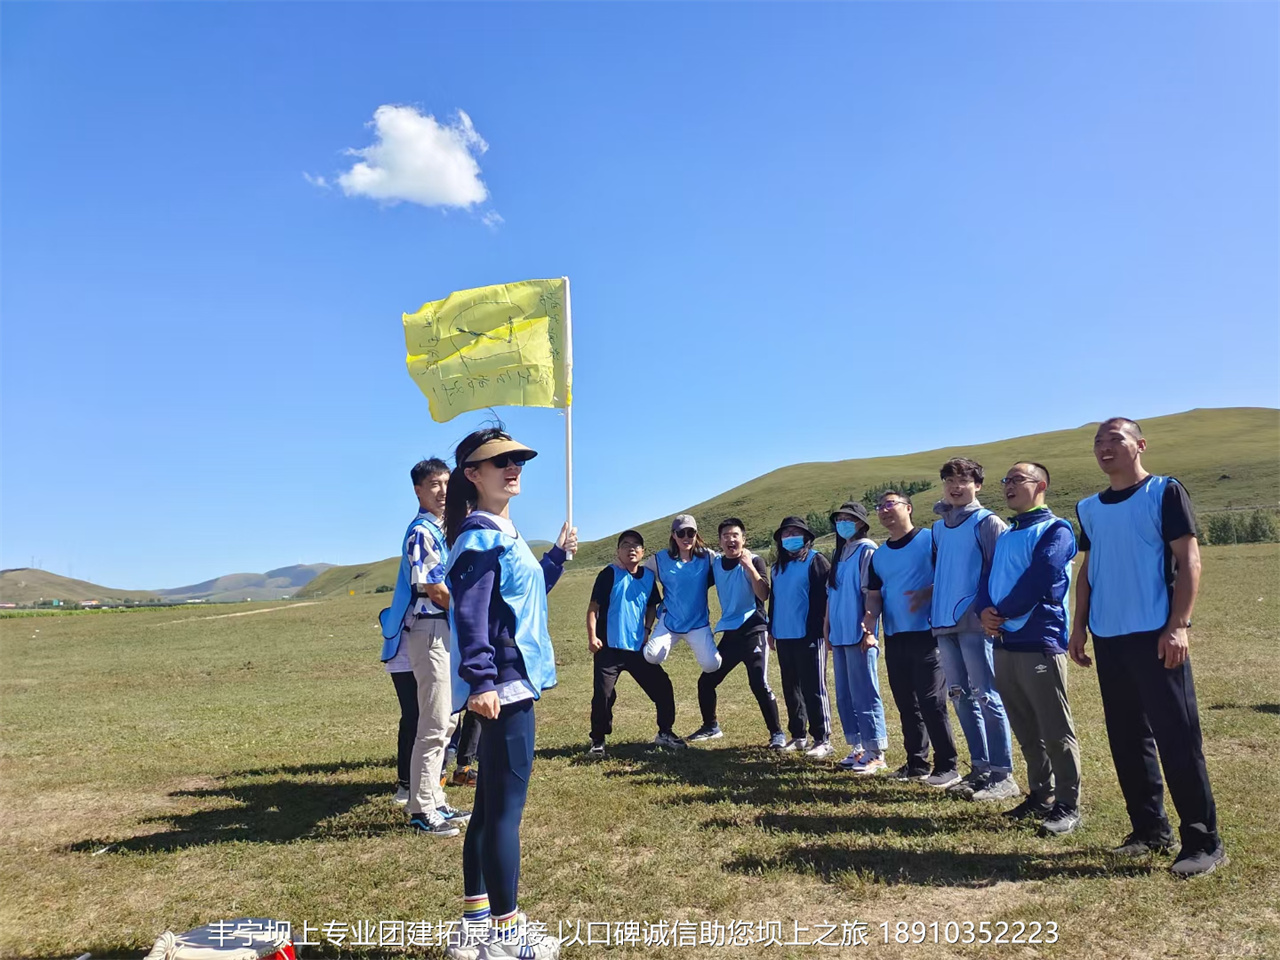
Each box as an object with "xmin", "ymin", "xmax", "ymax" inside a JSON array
[{"xmin": 562, "ymin": 275, "xmax": 575, "ymax": 560}]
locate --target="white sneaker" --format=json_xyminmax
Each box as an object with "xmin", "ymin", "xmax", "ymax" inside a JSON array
[
  {"xmin": 781, "ymin": 737, "xmax": 808, "ymax": 752},
  {"xmin": 444, "ymin": 920, "xmax": 488, "ymax": 960},
  {"xmin": 838, "ymin": 748, "xmax": 865, "ymax": 769},
  {"xmin": 805, "ymin": 740, "xmax": 834, "ymax": 759},
  {"xmin": 483, "ymin": 919, "xmax": 560, "ymax": 959},
  {"xmin": 852, "ymin": 755, "xmax": 887, "ymax": 776},
  {"xmin": 393, "ymin": 785, "xmax": 410, "ymax": 805}
]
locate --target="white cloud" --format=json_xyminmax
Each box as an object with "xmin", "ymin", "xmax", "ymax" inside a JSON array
[
  {"xmin": 337, "ymin": 105, "xmax": 490, "ymax": 208},
  {"xmin": 481, "ymin": 210, "xmax": 505, "ymax": 229},
  {"xmin": 302, "ymin": 172, "xmax": 329, "ymax": 188}
]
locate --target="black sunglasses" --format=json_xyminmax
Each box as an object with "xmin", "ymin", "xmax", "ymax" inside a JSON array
[
  {"xmin": 486, "ymin": 454, "xmax": 530, "ymax": 469},
  {"xmin": 675, "ymin": 528, "xmax": 696, "ymax": 538}
]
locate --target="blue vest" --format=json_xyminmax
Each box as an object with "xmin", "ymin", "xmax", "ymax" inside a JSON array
[
  {"xmin": 1077, "ymin": 475, "xmax": 1172, "ymax": 637},
  {"xmin": 988, "ymin": 512, "xmax": 1075, "ymax": 633},
  {"xmin": 605, "ymin": 564, "xmax": 657, "ymax": 652},
  {"xmin": 771, "ymin": 549, "xmax": 817, "ymax": 640},
  {"xmin": 711, "ymin": 557, "xmax": 758, "ymax": 633},
  {"xmin": 443, "ymin": 526, "xmax": 557, "ymax": 713},
  {"xmin": 653, "ymin": 551, "xmax": 711, "ymax": 632},
  {"xmin": 930, "ymin": 507, "xmax": 992, "ymax": 629},
  {"xmin": 827, "ymin": 540, "xmax": 876, "ymax": 646},
  {"xmin": 377, "ymin": 512, "xmax": 447, "ymax": 661},
  {"xmin": 871, "ymin": 527, "xmax": 934, "ymax": 636}
]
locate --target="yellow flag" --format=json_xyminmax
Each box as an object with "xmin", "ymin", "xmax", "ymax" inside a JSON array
[{"xmin": 403, "ymin": 278, "xmax": 571, "ymax": 423}]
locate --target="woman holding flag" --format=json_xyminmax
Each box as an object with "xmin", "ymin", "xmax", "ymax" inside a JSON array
[{"xmin": 442, "ymin": 424, "xmax": 577, "ymax": 960}]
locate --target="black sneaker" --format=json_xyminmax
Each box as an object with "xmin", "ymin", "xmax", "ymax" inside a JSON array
[
  {"xmin": 925, "ymin": 768, "xmax": 962, "ymax": 789},
  {"xmin": 687, "ymin": 723, "xmax": 723, "ymax": 742},
  {"xmin": 1039, "ymin": 803, "xmax": 1082, "ymax": 837},
  {"xmin": 1113, "ymin": 830, "xmax": 1176, "ymax": 857},
  {"xmin": 1170, "ymin": 844, "xmax": 1228, "ymax": 879},
  {"xmin": 889, "ymin": 764, "xmax": 931, "ymax": 782},
  {"xmin": 587, "ymin": 740, "xmax": 606, "ymax": 757},
  {"xmin": 409, "ymin": 810, "xmax": 460, "ymax": 837},
  {"xmin": 1003, "ymin": 795, "xmax": 1055, "ymax": 821}
]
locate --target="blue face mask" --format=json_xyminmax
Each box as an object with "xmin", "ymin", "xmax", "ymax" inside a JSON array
[
  {"xmin": 835, "ymin": 520, "xmax": 859, "ymax": 540},
  {"xmin": 781, "ymin": 535, "xmax": 806, "ymax": 553}
]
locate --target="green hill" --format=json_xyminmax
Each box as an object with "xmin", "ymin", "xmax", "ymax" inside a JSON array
[
  {"xmin": 0, "ymin": 569, "xmax": 157, "ymax": 605},
  {"xmin": 299, "ymin": 541, "xmax": 555, "ymax": 598},
  {"xmin": 570, "ymin": 406, "xmax": 1279, "ymax": 566}
]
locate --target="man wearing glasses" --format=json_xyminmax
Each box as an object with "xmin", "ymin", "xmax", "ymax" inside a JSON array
[
  {"xmin": 976, "ymin": 463, "xmax": 1082, "ymax": 836},
  {"xmin": 862, "ymin": 492, "xmax": 959, "ymax": 786},
  {"xmin": 1069, "ymin": 418, "xmax": 1225, "ymax": 878}
]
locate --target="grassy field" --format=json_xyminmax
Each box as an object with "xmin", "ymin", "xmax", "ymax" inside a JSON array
[{"xmin": 1, "ymin": 544, "xmax": 1277, "ymax": 959}]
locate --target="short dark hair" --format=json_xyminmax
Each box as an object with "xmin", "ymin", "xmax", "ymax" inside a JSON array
[
  {"xmin": 411, "ymin": 457, "xmax": 450, "ymax": 486},
  {"xmin": 940, "ymin": 457, "xmax": 984, "ymax": 484},
  {"xmin": 1099, "ymin": 417, "xmax": 1143, "ymax": 439},
  {"xmin": 617, "ymin": 530, "xmax": 644, "ymax": 547},
  {"xmin": 1018, "ymin": 461, "xmax": 1051, "ymax": 486},
  {"xmin": 718, "ymin": 517, "xmax": 746, "ymax": 535},
  {"xmin": 877, "ymin": 489, "xmax": 909, "ymax": 504}
]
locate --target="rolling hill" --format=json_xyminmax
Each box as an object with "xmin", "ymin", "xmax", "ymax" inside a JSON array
[
  {"xmin": 296, "ymin": 407, "xmax": 1278, "ymax": 593},
  {"xmin": 0, "ymin": 563, "xmax": 334, "ymax": 606}
]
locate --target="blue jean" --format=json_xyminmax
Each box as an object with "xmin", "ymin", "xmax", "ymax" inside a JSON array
[
  {"xmin": 937, "ymin": 631, "xmax": 1013, "ymax": 774},
  {"xmin": 831, "ymin": 643, "xmax": 888, "ymax": 753},
  {"xmin": 462, "ymin": 698, "xmax": 535, "ymax": 917}
]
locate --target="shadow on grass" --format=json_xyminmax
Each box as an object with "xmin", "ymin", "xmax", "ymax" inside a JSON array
[
  {"xmin": 725, "ymin": 844, "xmax": 1157, "ymax": 886},
  {"xmin": 67, "ymin": 768, "xmax": 398, "ymax": 854},
  {"xmin": 704, "ymin": 810, "xmax": 1013, "ymax": 838},
  {"xmin": 1207, "ymin": 702, "xmax": 1280, "ymax": 715}
]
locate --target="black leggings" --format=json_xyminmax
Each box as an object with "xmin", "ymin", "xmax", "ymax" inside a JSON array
[
  {"xmin": 390, "ymin": 670, "xmax": 419, "ymax": 788},
  {"xmin": 462, "ymin": 698, "xmax": 535, "ymax": 917}
]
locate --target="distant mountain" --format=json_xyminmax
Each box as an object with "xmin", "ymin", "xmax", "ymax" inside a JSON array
[
  {"xmin": 0, "ymin": 563, "xmax": 334, "ymax": 606},
  {"xmin": 154, "ymin": 564, "xmax": 335, "ymax": 602},
  {"xmin": 0, "ymin": 569, "xmax": 156, "ymax": 605},
  {"xmin": 297, "ymin": 543, "xmax": 555, "ymax": 598}
]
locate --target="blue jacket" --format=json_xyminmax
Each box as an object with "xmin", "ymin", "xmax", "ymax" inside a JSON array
[
  {"xmin": 975, "ymin": 508, "xmax": 1077, "ymax": 654},
  {"xmin": 447, "ymin": 514, "xmax": 566, "ymax": 703}
]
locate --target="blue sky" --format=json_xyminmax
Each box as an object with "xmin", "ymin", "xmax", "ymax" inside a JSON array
[{"xmin": 2, "ymin": 2, "xmax": 1277, "ymax": 589}]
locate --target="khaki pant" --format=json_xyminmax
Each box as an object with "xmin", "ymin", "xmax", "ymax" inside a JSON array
[
  {"xmin": 404, "ymin": 617, "xmax": 457, "ymax": 815},
  {"xmin": 993, "ymin": 648, "xmax": 1081, "ymax": 809}
]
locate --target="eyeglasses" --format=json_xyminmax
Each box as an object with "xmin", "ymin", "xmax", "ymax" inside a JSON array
[
  {"xmin": 486, "ymin": 454, "xmax": 530, "ymax": 469},
  {"xmin": 675, "ymin": 529, "xmax": 696, "ymax": 539},
  {"xmin": 1000, "ymin": 475, "xmax": 1037, "ymax": 486},
  {"xmin": 876, "ymin": 500, "xmax": 907, "ymax": 511}
]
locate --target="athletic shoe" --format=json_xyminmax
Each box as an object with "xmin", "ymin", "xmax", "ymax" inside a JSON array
[
  {"xmin": 587, "ymin": 740, "xmax": 606, "ymax": 757},
  {"xmin": 946, "ymin": 770, "xmax": 989, "ymax": 797},
  {"xmin": 484, "ymin": 919, "xmax": 561, "ymax": 960},
  {"xmin": 890, "ymin": 764, "xmax": 931, "ymax": 781},
  {"xmin": 687, "ymin": 724, "xmax": 723, "ymax": 742},
  {"xmin": 970, "ymin": 775, "xmax": 1021, "ymax": 802},
  {"xmin": 393, "ymin": 785, "xmax": 410, "ymax": 805},
  {"xmin": 1003, "ymin": 796, "xmax": 1055, "ymax": 821},
  {"xmin": 1170, "ymin": 844, "xmax": 1228, "ymax": 879},
  {"xmin": 1113, "ymin": 830, "xmax": 1176, "ymax": 857},
  {"xmin": 409, "ymin": 809, "xmax": 460, "ymax": 837},
  {"xmin": 767, "ymin": 731, "xmax": 787, "ymax": 750},
  {"xmin": 925, "ymin": 768, "xmax": 962, "ymax": 789},
  {"xmin": 452, "ymin": 765, "xmax": 478, "ymax": 787},
  {"xmin": 838, "ymin": 748, "xmax": 865, "ymax": 769},
  {"xmin": 781, "ymin": 737, "xmax": 809, "ymax": 752},
  {"xmin": 851, "ymin": 755, "xmax": 887, "ymax": 776},
  {"xmin": 438, "ymin": 803, "xmax": 471, "ymax": 826},
  {"xmin": 1039, "ymin": 803, "xmax": 1082, "ymax": 837},
  {"xmin": 653, "ymin": 730, "xmax": 687, "ymax": 750},
  {"xmin": 805, "ymin": 740, "xmax": 834, "ymax": 759},
  {"xmin": 444, "ymin": 921, "xmax": 487, "ymax": 960}
]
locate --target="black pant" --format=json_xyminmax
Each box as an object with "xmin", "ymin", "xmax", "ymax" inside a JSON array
[
  {"xmin": 390, "ymin": 670, "xmax": 419, "ymax": 788},
  {"xmin": 697, "ymin": 626, "xmax": 782, "ymax": 734},
  {"xmin": 1094, "ymin": 631, "xmax": 1220, "ymax": 852},
  {"xmin": 883, "ymin": 631, "xmax": 957, "ymax": 774},
  {"xmin": 776, "ymin": 636, "xmax": 831, "ymax": 742},
  {"xmin": 449, "ymin": 709, "xmax": 482, "ymax": 766},
  {"xmin": 591, "ymin": 646, "xmax": 677, "ymax": 741}
]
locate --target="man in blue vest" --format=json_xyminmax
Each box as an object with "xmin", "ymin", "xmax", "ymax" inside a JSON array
[
  {"xmin": 586, "ymin": 530, "xmax": 683, "ymax": 756},
  {"xmin": 688, "ymin": 518, "xmax": 785, "ymax": 748},
  {"xmin": 862, "ymin": 490, "xmax": 959, "ymax": 786},
  {"xmin": 977, "ymin": 462, "xmax": 1082, "ymax": 835},
  {"xmin": 931, "ymin": 458, "xmax": 1016, "ymax": 801},
  {"xmin": 378, "ymin": 457, "xmax": 471, "ymax": 837},
  {"xmin": 1070, "ymin": 418, "xmax": 1225, "ymax": 878}
]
